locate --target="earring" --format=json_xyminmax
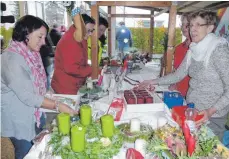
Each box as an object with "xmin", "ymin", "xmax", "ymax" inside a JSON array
[{"xmin": 26, "ymin": 37, "xmax": 29, "ymax": 43}]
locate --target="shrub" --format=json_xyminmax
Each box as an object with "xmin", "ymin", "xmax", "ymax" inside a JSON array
[
  {"xmin": 129, "ymin": 27, "xmax": 182, "ymax": 54},
  {"xmin": 0, "ymin": 27, "xmax": 13, "ymax": 49}
]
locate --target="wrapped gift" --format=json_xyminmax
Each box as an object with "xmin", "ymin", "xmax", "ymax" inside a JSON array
[
  {"xmin": 172, "ymin": 106, "xmax": 204, "ymax": 126},
  {"xmin": 107, "ymin": 98, "xmax": 124, "ymax": 121}
]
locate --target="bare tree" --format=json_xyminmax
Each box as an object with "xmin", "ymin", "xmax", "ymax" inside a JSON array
[
  {"xmin": 8, "ymin": 1, "xmax": 20, "ymax": 20},
  {"xmin": 44, "ymin": 2, "xmax": 65, "ymax": 27}
]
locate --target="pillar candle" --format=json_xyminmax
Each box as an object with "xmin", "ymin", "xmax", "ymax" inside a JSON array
[
  {"xmin": 101, "ymin": 115, "xmax": 114, "ymax": 137},
  {"xmin": 57, "ymin": 113, "xmax": 70, "ymax": 135},
  {"xmin": 80, "ymin": 105, "xmax": 92, "ymax": 126},
  {"xmin": 135, "ymin": 139, "xmax": 147, "ymax": 157},
  {"xmin": 71, "ymin": 126, "xmax": 86, "ymax": 152},
  {"xmin": 130, "ymin": 118, "xmax": 141, "ymax": 133},
  {"xmin": 87, "ymin": 81, "xmax": 93, "ymax": 90}
]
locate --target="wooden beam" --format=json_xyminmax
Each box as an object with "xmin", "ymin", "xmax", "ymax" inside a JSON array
[
  {"xmin": 108, "ymin": 6, "xmax": 112, "ymax": 57},
  {"xmin": 199, "ymin": 1, "xmax": 229, "ymax": 12},
  {"xmin": 165, "ymin": 4, "xmax": 177, "ymax": 75},
  {"xmin": 97, "ymin": 1, "xmax": 171, "ymax": 7},
  {"xmin": 111, "ymin": 6, "xmax": 116, "ymax": 57},
  {"xmin": 153, "ymin": 8, "xmax": 169, "ymax": 17},
  {"xmin": 111, "ymin": 14, "xmax": 151, "ymax": 18},
  {"xmin": 177, "ymin": 1, "xmax": 200, "ymax": 11},
  {"xmin": 19, "ymin": 1, "xmax": 26, "ymax": 17},
  {"xmin": 149, "ymin": 10, "xmax": 154, "ymax": 56},
  {"xmin": 91, "ymin": 4, "xmax": 99, "ymax": 79},
  {"xmin": 128, "ymin": 6, "xmax": 162, "ymax": 12}
]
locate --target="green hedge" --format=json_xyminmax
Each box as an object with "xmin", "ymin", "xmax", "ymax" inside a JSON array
[
  {"xmin": 129, "ymin": 27, "xmax": 182, "ymax": 54},
  {"xmin": 1, "ymin": 26, "xmax": 182, "ymax": 54},
  {"xmin": 0, "ymin": 27, "xmax": 13, "ymax": 49}
]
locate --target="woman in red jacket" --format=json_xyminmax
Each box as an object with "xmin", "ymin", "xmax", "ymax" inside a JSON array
[
  {"xmin": 51, "ymin": 14, "xmax": 95, "ymax": 94},
  {"xmin": 169, "ymin": 13, "xmax": 191, "ymax": 97}
]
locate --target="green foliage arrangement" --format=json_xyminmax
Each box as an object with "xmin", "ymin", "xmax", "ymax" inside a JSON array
[
  {"xmin": 48, "ymin": 120, "xmax": 124, "ymax": 159},
  {"xmin": 117, "ymin": 123, "xmax": 154, "ymax": 143}
]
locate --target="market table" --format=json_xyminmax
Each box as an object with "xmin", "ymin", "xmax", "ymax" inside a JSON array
[
  {"xmin": 24, "ymin": 90, "xmax": 176, "ymax": 159},
  {"xmin": 24, "ymin": 90, "xmax": 229, "ymax": 159},
  {"xmin": 24, "ymin": 62, "xmax": 229, "ymax": 159},
  {"xmin": 24, "ymin": 62, "xmax": 176, "ymax": 159}
]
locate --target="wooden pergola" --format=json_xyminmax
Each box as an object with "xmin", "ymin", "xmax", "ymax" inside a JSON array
[
  {"xmin": 16, "ymin": 1, "xmax": 229, "ymax": 79},
  {"xmin": 89, "ymin": 1, "xmax": 229, "ymax": 79},
  {"xmin": 89, "ymin": 1, "xmax": 175, "ymax": 79}
]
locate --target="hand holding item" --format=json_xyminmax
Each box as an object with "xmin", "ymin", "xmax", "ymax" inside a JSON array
[
  {"xmin": 135, "ymin": 79, "xmax": 157, "ymax": 90},
  {"xmin": 196, "ymin": 107, "xmax": 216, "ymax": 127},
  {"xmin": 72, "ymin": 7, "xmax": 86, "ymax": 42},
  {"xmin": 58, "ymin": 102, "xmax": 79, "ymax": 116}
]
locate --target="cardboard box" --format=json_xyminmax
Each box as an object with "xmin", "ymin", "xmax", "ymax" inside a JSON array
[{"xmin": 124, "ymin": 92, "xmax": 165, "ymax": 113}]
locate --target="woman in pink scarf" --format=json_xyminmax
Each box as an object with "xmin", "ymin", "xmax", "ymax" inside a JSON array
[{"xmin": 1, "ymin": 15, "xmax": 77, "ymax": 159}]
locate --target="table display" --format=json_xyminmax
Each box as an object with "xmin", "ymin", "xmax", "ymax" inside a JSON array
[
  {"xmin": 48, "ymin": 119, "xmax": 123, "ymax": 159},
  {"xmin": 24, "ymin": 62, "xmax": 229, "ymax": 159}
]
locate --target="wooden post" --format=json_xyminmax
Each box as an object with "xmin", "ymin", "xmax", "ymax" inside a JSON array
[
  {"xmin": 149, "ymin": 9, "xmax": 154, "ymax": 57},
  {"xmin": 165, "ymin": 3, "xmax": 177, "ymax": 75},
  {"xmin": 91, "ymin": 3, "xmax": 99, "ymax": 79},
  {"xmin": 19, "ymin": 1, "xmax": 26, "ymax": 17},
  {"xmin": 108, "ymin": 6, "xmax": 112, "ymax": 57},
  {"xmin": 111, "ymin": 6, "xmax": 116, "ymax": 57}
]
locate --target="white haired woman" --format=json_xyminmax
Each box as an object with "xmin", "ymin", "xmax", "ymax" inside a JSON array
[{"xmin": 138, "ymin": 11, "xmax": 229, "ymax": 141}]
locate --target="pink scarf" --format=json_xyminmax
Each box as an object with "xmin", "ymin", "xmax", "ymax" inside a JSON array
[{"xmin": 7, "ymin": 41, "xmax": 47, "ymax": 127}]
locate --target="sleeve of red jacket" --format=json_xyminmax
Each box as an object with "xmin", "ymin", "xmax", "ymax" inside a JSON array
[{"xmin": 58, "ymin": 39, "xmax": 92, "ymax": 78}]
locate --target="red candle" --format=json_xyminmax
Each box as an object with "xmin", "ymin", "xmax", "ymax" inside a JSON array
[
  {"xmin": 127, "ymin": 97, "xmax": 136, "ymax": 104},
  {"xmin": 145, "ymin": 96, "xmax": 153, "ymax": 103},
  {"xmin": 137, "ymin": 97, "xmax": 144, "ymax": 104}
]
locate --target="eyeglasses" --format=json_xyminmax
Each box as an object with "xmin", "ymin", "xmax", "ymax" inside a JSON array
[
  {"xmin": 181, "ymin": 24, "xmax": 189, "ymax": 29},
  {"xmin": 87, "ymin": 29, "xmax": 95, "ymax": 34},
  {"xmin": 189, "ymin": 23, "xmax": 208, "ymax": 29}
]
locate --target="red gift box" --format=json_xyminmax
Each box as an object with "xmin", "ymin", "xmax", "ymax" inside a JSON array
[
  {"xmin": 107, "ymin": 98, "xmax": 124, "ymax": 121},
  {"xmin": 172, "ymin": 106, "xmax": 204, "ymax": 126}
]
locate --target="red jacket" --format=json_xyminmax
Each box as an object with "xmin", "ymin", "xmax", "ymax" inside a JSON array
[
  {"xmin": 173, "ymin": 41, "xmax": 190, "ymax": 97},
  {"xmin": 51, "ymin": 25, "xmax": 92, "ymax": 94}
]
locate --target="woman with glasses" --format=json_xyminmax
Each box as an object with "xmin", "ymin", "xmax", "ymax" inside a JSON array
[
  {"xmin": 88, "ymin": 16, "xmax": 109, "ymax": 66},
  {"xmin": 138, "ymin": 11, "xmax": 229, "ymax": 141},
  {"xmin": 168, "ymin": 13, "xmax": 191, "ymax": 98},
  {"xmin": 51, "ymin": 14, "xmax": 95, "ymax": 94}
]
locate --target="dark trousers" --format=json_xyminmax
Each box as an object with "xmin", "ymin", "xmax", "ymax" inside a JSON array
[
  {"xmin": 9, "ymin": 113, "xmax": 46, "ymax": 159},
  {"xmin": 10, "ymin": 137, "xmax": 33, "ymax": 159}
]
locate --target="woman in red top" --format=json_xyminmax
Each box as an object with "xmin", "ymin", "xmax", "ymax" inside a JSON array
[
  {"xmin": 51, "ymin": 14, "xmax": 95, "ymax": 94},
  {"xmin": 169, "ymin": 13, "xmax": 191, "ymax": 97}
]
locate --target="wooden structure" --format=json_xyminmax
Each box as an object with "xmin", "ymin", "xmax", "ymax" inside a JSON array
[
  {"xmin": 15, "ymin": 1, "xmax": 229, "ymax": 79},
  {"xmin": 89, "ymin": 1, "xmax": 229, "ymax": 79},
  {"xmin": 90, "ymin": 1, "xmax": 173, "ymax": 79}
]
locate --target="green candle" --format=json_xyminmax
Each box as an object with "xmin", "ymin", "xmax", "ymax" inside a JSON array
[
  {"xmin": 71, "ymin": 125, "xmax": 86, "ymax": 152},
  {"xmin": 57, "ymin": 113, "xmax": 70, "ymax": 135},
  {"xmin": 101, "ymin": 115, "xmax": 114, "ymax": 137},
  {"xmin": 80, "ymin": 105, "xmax": 92, "ymax": 126}
]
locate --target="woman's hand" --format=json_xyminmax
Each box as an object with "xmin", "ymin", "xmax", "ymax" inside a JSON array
[
  {"xmin": 196, "ymin": 107, "xmax": 217, "ymax": 127},
  {"xmin": 135, "ymin": 79, "xmax": 157, "ymax": 90},
  {"xmin": 59, "ymin": 103, "xmax": 79, "ymax": 116}
]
